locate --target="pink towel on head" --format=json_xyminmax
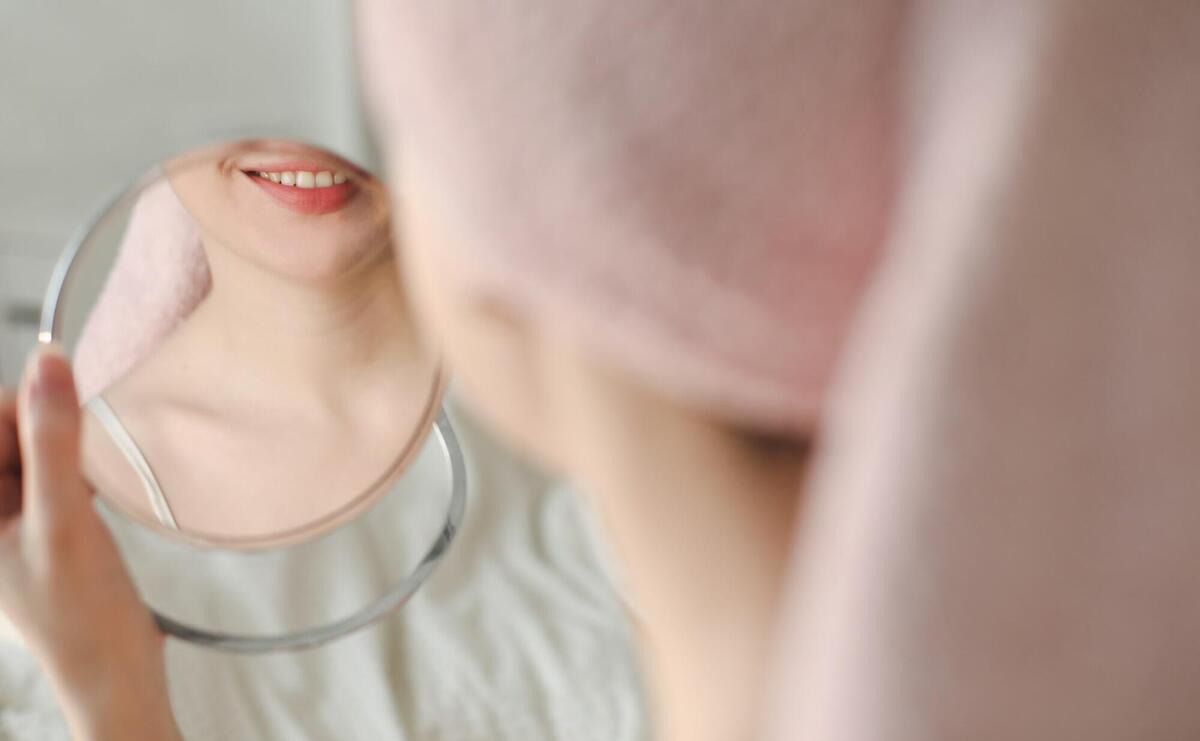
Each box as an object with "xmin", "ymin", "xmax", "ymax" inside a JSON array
[
  {"xmin": 356, "ymin": 0, "xmax": 904, "ymax": 434},
  {"xmin": 356, "ymin": 0, "xmax": 1200, "ymax": 738},
  {"xmin": 74, "ymin": 178, "xmax": 209, "ymax": 400}
]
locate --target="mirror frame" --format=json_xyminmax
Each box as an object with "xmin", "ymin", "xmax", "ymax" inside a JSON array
[{"xmin": 37, "ymin": 143, "xmax": 468, "ymax": 651}]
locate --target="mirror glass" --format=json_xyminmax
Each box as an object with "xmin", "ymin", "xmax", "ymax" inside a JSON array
[{"xmin": 43, "ymin": 139, "xmax": 465, "ymax": 650}]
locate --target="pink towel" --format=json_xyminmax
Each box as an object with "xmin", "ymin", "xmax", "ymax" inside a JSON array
[
  {"xmin": 73, "ymin": 179, "xmax": 209, "ymax": 400},
  {"xmin": 356, "ymin": 0, "xmax": 903, "ymax": 434}
]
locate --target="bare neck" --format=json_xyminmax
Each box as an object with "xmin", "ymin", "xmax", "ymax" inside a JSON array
[{"xmin": 185, "ymin": 238, "xmax": 421, "ymax": 410}]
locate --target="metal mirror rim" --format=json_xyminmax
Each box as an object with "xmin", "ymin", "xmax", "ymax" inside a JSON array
[{"xmin": 38, "ymin": 153, "xmax": 468, "ymax": 652}]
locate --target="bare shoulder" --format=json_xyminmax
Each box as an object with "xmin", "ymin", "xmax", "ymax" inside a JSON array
[
  {"xmin": 79, "ymin": 397, "xmax": 160, "ymax": 524},
  {"xmin": 78, "ymin": 316, "xmax": 221, "ymax": 518},
  {"xmin": 99, "ymin": 312, "xmax": 225, "ymax": 431}
]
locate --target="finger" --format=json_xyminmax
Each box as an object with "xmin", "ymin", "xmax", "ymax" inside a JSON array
[{"xmin": 16, "ymin": 345, "xmax": 88, "ymax": 530}]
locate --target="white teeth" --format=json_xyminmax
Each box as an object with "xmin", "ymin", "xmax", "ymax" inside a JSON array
[{"xmin": 253, "ymin": 170, "xmax": 350, "ymax": 188}]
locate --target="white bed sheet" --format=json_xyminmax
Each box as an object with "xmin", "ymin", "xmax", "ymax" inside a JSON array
[{"xmin": 0, "ymin": 397, "xmax": 648, "ymax": 740}]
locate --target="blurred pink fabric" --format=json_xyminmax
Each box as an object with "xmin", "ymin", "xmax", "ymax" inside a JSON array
[
  {"xmin": 73, "ymin": 178, "xmax": 208, "ymax": 400},
  {"xmin": 773, "ymin": 2, "xmax": 1200, "ymax": 739},
  {"xmin": 356, "ymin": 1, "xmax": 903, "ymax": 434},
  {"xmin": 356, "ymin": 0, "xmax": 1200, "ymax": 738}
]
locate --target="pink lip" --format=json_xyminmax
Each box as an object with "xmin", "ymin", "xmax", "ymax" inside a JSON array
[{"xmin": 243, "ymin": 171, "xmax": 359, "ymax": 215}]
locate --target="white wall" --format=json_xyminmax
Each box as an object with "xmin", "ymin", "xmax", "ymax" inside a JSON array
[{"xmin": 0, "ymin": 1, "xmax": 370, "ymax": 383}]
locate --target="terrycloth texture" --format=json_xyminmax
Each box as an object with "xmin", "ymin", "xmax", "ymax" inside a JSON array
[
  {"xmin": 356, "ymin": 0, "xmax": 904, "ymax": 433},
  {"xmin": 73, "ymin": 178, "xmax": 209, "ymax": 401},
  {"xmin": 771, "ymin": 2, "xmax": 1200, "ymax": 739}
]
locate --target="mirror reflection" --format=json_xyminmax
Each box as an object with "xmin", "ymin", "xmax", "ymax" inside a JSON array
[{"xmin": 70, "ymin": 140, "xmax": 442, "ymax": 547}]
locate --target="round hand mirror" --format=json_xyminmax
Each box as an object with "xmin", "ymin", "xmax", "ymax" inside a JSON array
[{"xmin": 39, "ymin": 139, "xmax": 466, "ymax": 651}]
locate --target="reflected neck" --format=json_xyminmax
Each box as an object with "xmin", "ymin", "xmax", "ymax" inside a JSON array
[{"xmin": 191, "ymin": 235, "xmax": 422, "ymax": 402}]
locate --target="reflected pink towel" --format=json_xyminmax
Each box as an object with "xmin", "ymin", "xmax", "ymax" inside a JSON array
[{"xmin": 73, "ymin": 179, "xmax": 208, "ymax": 400}]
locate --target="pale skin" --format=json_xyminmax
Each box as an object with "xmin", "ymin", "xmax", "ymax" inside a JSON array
[
  {"xmin": 82, "ymin": 143, "xmax": 440, "ymax": 541},
  {"xmin": 0, "ymin": 168, "xmax": 808, "ymax": 741}
]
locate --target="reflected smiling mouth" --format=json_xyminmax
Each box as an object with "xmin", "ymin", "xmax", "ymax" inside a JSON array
[
  {"xmin": 242, "ymin": 167, "xmax": 359, "ymax": 215},
  {"xmin": 249, "ymin": 168, "xmax": 350, "ymax": 188}
]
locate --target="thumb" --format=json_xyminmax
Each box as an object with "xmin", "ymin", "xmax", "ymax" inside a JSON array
[{"xmin": 17, "ymin": 344, "xmax": 88, "ymax": 529}]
